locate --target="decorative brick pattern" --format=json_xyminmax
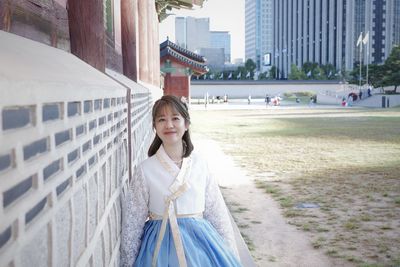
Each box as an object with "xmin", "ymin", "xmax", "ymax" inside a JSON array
[
  {"xmin": 42, "ymin": 103, "xmax": 62, "ymax": 122},
  {"xmin": 0, "ymin": 81, "xmax": 156, "ymax": 267},
  {"xmin": 0, "ymin": 151, "xmax": 14, "ymax": 173},
  {"xmin": 2, "ymin": 106, "xmax": 35, "ymax": 130}
]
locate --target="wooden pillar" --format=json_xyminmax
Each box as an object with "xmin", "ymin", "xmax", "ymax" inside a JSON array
[
  {"xmin": 153, "ymin": 4, "xmax": 161, "ymax": 87},
  {"xmin": 0, "ymin": 0, "xmax": 12, "ymax": 32},
  {"xmin": 121, "ymin": 0, "xmax": 139, "ymax": 81},
  {"xmin": 67, "ymin": 0, "xmax": 105, "ymax": 72},
  {"xmin": 138, "ymin": 0, "xmax": 148, "ymax": 83},
  {"xmin": 147, "ymin": 0, "xmax": 154, "ymax": 85}
]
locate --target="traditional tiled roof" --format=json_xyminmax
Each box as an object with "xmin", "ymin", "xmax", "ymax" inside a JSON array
[{"xmin": 160, "ymin": 39, "xmax": 208, "ymax": 74}]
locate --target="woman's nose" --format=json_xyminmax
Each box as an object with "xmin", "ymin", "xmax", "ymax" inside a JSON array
[{"xmin": 166, "ymin": 119, "xmax": 173, "ymax": 128}]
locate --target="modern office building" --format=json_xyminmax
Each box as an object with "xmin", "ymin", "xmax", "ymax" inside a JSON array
[
  {"xmin": 175, "ymin": 17, "xmax": 187, "ymax": 49},
  {"xmin": 175, "ymin": 16, "xmax": 210, "ymax": 53},
  {"xmin": 175, "ymin": 17, "xmax": 232, "ymax": 69},
  {"xmin": 199, "ymin": 47, "xmax": 225, "ymax": 69},
  {"xmin": 245, "ymin": 0, "xmax": 400, "ymax": 78},
  {"xmin": 372, "ymin": 0, "xmax": 400, "ymax": 64},
  {"xmin": 210, "ymin": 31, "xmax": 231, "ymax": 63},
  {"xmin": 245, "ymin": 0, "xmax": 274, "ymax": 71}
]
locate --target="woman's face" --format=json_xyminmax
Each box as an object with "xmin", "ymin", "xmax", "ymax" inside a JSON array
[{"xmin": 154, "ymin": 105, "xmax": 188, "ymax": 147}]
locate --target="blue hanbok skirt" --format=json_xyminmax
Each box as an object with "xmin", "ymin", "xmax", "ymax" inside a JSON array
[{"xmin": 133, "ymin": 217, "xmax": 242, "ymax": 267}]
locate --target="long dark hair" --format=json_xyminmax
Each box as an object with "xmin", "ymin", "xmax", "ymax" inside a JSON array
[{"xmin": 148, "ymin": 95, "xmax": 194, "ymax": 157}]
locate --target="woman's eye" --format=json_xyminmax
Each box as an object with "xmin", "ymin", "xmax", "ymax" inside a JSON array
[
  {"xmin": 173, "ymin": 117, "xmax": 180, "ymax": 120},
  {"xmin": 157, "ymin": 118, "xmax": 165, "ymax": 122}
]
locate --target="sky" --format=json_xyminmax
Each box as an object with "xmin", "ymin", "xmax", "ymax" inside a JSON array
[{"xmin": 158, "ymin": 0, "xmax": 245, "ymax": 62}]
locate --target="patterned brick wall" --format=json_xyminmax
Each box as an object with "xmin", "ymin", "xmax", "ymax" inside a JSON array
[{"xmin": 0, "ymin": 76, "xmax": 157, "ymax": 266}]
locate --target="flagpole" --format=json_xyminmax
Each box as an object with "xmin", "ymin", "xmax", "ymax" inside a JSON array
[
  {"xmin": 366, "ymin": 34, "xmax": 369, "ymax": 87},
  {"xmin": 359, "ymin": 32, "xmax": 363, "ymax": 91}
]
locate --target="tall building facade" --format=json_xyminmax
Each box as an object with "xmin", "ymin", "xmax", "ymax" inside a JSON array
[
  {"xmin": 175, "ymin": 16, "xmax": 232, "ymax": 69},
  {"xmin": 245, "ymin": 0, "xmax": 274, "ymax": 71},
  {"xmin": 175, "ymin": 16, "xmax": 210, "ymax": 53},
  {"xmin": 210, "ymin": 31, "xmax": 231, "ymax": 62},
  {"xmin": 245, "ymin": 0, "xmax": 400, "ymax": 78},
  {"xmin": 175, "ymin": 17, "xmax": 187, "ymax": 48}
]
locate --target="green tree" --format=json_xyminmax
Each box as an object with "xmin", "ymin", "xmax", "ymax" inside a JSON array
[
  {"xmin": 269, "ymin": 66, "xmax": 278, "ymax": 79},
  {"xmin": 314, "ymin": 66, "xmax": 326, "ymax": 80},
  {"xmin": 244, "ymin": 59, "xmax": 256, "ymax": 72},
  {"xmin": 321, "ymin": 63, "xmax": 336, "ymax": 79},
  {"xmin": 258, "ymin": 71, "xmax": 269, "ymax": 80},
  {"xmin": 382, "ymin": 45, "xmax": 400, "ymax": 93},
  {"xmin": 302, "ymin": 62, "xmax": 319, "ymax": 79},
  {"xmin": 288, "ymin": 64, "xmax": 306, "ymax": 80},
  {"xmin": 368, "ymin": 64, "xmax": 386, "ymax": 89},
  {"xmin": 233, "ymin": 66, "xmax": 246, "ymax": 80},
  {"xmin": 348, "ymin": 63, "xmax": 366, "ymax": 85}
]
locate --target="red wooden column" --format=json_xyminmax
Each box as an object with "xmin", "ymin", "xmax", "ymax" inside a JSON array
[
  {"xmin": 67, "ymin": 0, "xmax": 105, "ymax": 72},
  {"xmin": 147, "ymin": 1, "xmax": 154, "ymax": 85},
  {"xmin": 153, "ymin": 6, "xmax": 161, "ymax": 87},
  {"xmin": 0, "ymin": 1, "xmax": 12, "ymax": 32},
  {"xmin": 121, "ymin": 0, "xmax": 139, "ymax": 81},
  {"xmin": 138, "ymin": 0, "xmax": 149, "ymax": 83}
]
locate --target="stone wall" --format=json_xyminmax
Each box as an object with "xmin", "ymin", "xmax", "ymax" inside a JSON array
[
  {"xmin": 190, "ymin": 80, "xmax": 344, "ymax": 99},
  {"xmin": 0, "ymin": 31, "xmax": 160, "ymax": 267}
]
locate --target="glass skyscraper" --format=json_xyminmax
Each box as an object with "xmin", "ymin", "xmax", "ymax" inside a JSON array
[
  {"xmin": 175, "ymin": 17, "xmax": 232, "ymax": 68},
  {"xmin": 210, "ymin": 31, "xmax": 231, "ymax": 63},
  {"xmin": 245, "ymin": 0, "xmax": 400, "ymax": 78},
  {"xmin": 245, "ymin": 0, "xmax": 274, "ymax": 71}
]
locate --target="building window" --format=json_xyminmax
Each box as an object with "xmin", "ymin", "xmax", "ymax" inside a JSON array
[{"xmin": 104, "ymin": 0, "xmax": 114, "ymax": 47}]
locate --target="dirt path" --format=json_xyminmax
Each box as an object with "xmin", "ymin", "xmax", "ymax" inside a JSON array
[{"xmin": 195, "ymin": 137, "xmax": 351, "ymax": 267}]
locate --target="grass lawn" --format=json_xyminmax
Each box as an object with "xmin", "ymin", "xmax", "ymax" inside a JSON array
[{"xmin": 191, "ymin": 107, "xmax": 400, "ymax": 266}]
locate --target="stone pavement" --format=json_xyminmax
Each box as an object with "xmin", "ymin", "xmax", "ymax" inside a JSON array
[{"xmin": 190, "ymin": 99, "xmax": 343, "ymax": 111}]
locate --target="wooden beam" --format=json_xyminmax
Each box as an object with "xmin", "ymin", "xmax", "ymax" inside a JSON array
[
  {"xmin": 121, "ymin": 0, "xmax": 139, "ymax": 81},
  {"xmin": 67, "ymin": 0, "xmax": 105, "ymax": 72},
  {"xmin": 138, "ymin": 0, "xmax": 149, "ymax": 83},
  {"xmin": 0, "ymin": 0, "xmax": 12, "ymax": 31}
]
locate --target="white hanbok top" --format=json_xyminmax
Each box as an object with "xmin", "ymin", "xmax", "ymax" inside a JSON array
[{"xmin": 120, "ymin": 145, "xmax": 238, "ymax": 267}]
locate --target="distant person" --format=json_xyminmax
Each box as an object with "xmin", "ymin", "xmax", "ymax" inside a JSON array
[
  {"xmin": 265, "ymin": 95, "xmax": 270, "ymax": 106},
  {"xmin": 347, "ymin": 95, "xmax": 353, "ymax": 106},
  {"xmin": 367, "ymin": 87, "xmax": 372, "ymax": 97},
  {"xmin": 120, "ymin": 95, "xmax": 241, "ymax": 267},
  {"xmin": 309, "ymin": 96, "xmax": 314, "ymax": 107},
  {"xmin": 341, "ymin": 96, "xmax": 346, "ymax": 106},
  {"xmin": 223, "ymin": 94, "xmax": 228, "ymax": 103},
  {"xmin": 248, "ymin": 95, "xmax": 251, "ymax": 105},
  {"xmin": 359, "ymin": 90, "xmax": 363, "ymax": 100}
]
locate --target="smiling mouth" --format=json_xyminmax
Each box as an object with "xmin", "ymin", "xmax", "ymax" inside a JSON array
[{"xmin": 164, "ymin": 131, "xmax": 176, "ymax": 134}]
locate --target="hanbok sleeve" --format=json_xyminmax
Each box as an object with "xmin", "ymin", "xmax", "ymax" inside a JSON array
[
  {"xmin": 120, "ymin": 166, "xmax": 149, "ymax": 267},
  {"xmin": 203, "ymin": 165, "xmax": 240, "ymax": 259}
]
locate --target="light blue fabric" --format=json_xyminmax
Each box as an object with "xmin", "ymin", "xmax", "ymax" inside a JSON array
[{"xmin": 133, "ymin": 218, "xmax": 242, "ymax": 267}]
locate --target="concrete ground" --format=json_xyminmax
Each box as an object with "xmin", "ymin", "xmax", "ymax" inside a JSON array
[{"xmin": 190, "ymin": 98, "xmax": 349, "ymax": 111}]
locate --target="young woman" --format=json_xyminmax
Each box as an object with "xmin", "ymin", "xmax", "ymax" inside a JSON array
[{"xmin": 121, "ymin": 95, "xmax": 242, "ymax": 267}]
